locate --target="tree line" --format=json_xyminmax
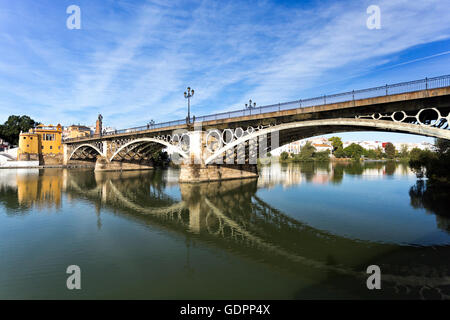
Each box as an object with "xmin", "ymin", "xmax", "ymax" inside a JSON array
[
  {"xmin": 280, "ymin": 141, "xmax": 330, "ymax": 162},
  {"xmin": 279, "ymin": 136, "xmax": 439, "ymax": 163}
]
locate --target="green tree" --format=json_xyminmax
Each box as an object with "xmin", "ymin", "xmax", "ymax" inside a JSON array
[
  {"xmin": 366, "ymin": 149, "xmax": 377, "ymax": 159},
  {"xmin": 296, "ymin": 141, "xmax": 316, "ymax": 161},
  {"xmin": 399, "ymin": 144, "xmax": 409, "ymax": 159},
  {"xmin": 343, "ymin": 143, "xmax": 364, "ymax": 160},
  {"xmin": 280, "ymin": 151, "xmax": 289, "ymax": 161},
  {"xmin": 0, "ymin": 115, "xmax": 38, "ymax": 145},
  {"xmin": 435, "ymin": 138, "xmax": 450, "ymax": 155},
  {"xmin": 384, "ymin": 142, "xmax": 396, "ymax": 159},
  {"xmin": 314, "ymin": 150, "xmax": 330, "ymax": 161},
  {"xmin": 328, "ymin": 137, "xmax": 343, "ymax": 153},
  {"xmin": 375, "ymin": 146, "xmax": 384, "ymax": 159},
  {"xmin": 334, "ymin": 146, "xmax": 345, "ymax": 158},
  {"xmin": 151, "ymin": 150, "xmax": 169, "ymax": 166}
]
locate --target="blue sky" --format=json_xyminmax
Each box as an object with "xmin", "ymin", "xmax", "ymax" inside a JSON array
[{"xmin": 0, "ymin": 0, "xmax": 449, "ymax": 142}]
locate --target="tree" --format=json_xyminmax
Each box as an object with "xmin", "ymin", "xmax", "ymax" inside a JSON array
[
  {"xmin": 375, "ymin": 146, "xmax": 384, "ymax": 159},
  {"xmin": 0, "ymin": 115, "xmax": 38, "ymax": 145},
  {"xmin": 399, "ymin": 144, "xmax": 409, "ymax": 159},
  {"xmin": 151, "ymin": 150, "xmax": 169, "ymax": 166},
  {"xmin": 280, "ymin": 151, "xmax": 289, "ymax": 161},
  {"xmin": 328, "ymin": 137, "xmax": 343, "ymax": 153},
  {"xmin": 334, "ymin": 146, "xmax": 345, "ymax": 158},
  {"xmin": 343, "ymin": 143, "xmax": 364, "ymax": 160},
  {"xmin": 295, "ymin": 141, "xmax": 316, "ymax": 161},
  {"xmin": 434, "ymin": 138, "xmax": 450, "ymax": 155},
  {"xmin": 366, "ymin": 149, "xmax": 377, "ymax": 159},
  {"xmin": 314, "ymin": 150, "xmax": 330, "ymax": 161},
  {"xmin": 384, "ymin": 142, "xmax": 396, "ymax": 159},
  {"xmin": 409, "ymin": 148, "xmax": 423, "ymax": 164}
]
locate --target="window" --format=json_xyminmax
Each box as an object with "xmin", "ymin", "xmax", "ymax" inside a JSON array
[
  {"xmin": 30, "ymin": 137, "xmax": 33, "ymax": 140},
  {"xmin": 44, "ymin": 134, "xmax": 55, "ymax": 141},
  {"xmin": 50, "ymin": 146, "xmax": 52, "ymax": 150},
  {"xmin": 41, "ymin": 146, "xmax": 44, "ymax": 149},
  {"xmin": 23, "ymin": 137, "xmax": 26, "ymax": 140}
]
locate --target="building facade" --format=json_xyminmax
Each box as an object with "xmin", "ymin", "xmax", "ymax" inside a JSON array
[
  {"xmin": 18, "ymin": 124, "xmax": 63, "ymax": 164},
  {"xmin": 63, "ymin": 125, "xmax": 92, "ymax": 140}
]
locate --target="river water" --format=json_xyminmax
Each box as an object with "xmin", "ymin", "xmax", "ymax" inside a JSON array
[{"xmin": 0, "ymin": 161, "xmax": 449, "ymax": 299}]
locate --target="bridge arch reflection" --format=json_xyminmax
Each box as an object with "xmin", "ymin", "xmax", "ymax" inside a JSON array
[{"xmin": 1, "ymin": 168, "xmax": 450, "ymax": 299}]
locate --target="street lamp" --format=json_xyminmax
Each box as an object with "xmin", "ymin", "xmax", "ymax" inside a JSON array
[
  {"xmin": 245, "ymin": 99, "xmax": 256, "ymax": 109},
  {"xmin": 184, "ymin": 87, "xmax": 194, "ymax": 124}
]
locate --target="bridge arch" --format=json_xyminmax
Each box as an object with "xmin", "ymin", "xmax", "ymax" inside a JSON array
[
  {"xmin": 109, "ymin": 137, "xmax": 188, "ymax": 162},
  {"xmin": 69, "ymin": 144, "xmax": 103, "ymax": 161},
  {"xmin": 205, "ymin": 118, "xmax": 450, "ymax": 165}
]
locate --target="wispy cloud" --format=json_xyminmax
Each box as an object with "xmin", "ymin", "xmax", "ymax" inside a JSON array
[{"xmin": 0, "ymin": 0, "xmax": 449, "ymax": 132}]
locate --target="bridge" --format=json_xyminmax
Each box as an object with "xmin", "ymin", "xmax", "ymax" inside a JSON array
[{"xmin": 63, "ymin": 75, "xmax": 450, "ymax": 182}]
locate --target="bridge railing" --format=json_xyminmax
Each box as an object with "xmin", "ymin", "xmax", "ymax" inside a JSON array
[{"xmin": 64, "ymin": 75, "xmax": 450, "ymax": 142}]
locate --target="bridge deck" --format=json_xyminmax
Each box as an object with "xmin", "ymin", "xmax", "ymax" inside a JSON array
[{"xmin": 64, "ymin": 85, "xmax": 450, "ymax": 144}]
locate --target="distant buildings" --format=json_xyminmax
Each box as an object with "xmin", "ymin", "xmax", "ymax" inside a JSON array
[
  {"xmin": 0, "ymin": 138, "xmax": 10, "ymax": 152},
  {"xmin": 63, "ymin": 125, "xmax": 91, "ymax": 140},
  {"xmin": 271, "ymin": 137, "xmax": 332, "ymax": 156},
  {"xmin": 271, "ymin": 137, "xmax": 434, "ymax": 156},
  {"xmin": 343, "ymin": 140, "xmax": 434, "ymax": 151}
]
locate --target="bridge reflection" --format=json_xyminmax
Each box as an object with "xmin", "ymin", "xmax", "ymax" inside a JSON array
[{"xmin": 1, "ymin": 168, "xmax": 450, "ymax": 298}]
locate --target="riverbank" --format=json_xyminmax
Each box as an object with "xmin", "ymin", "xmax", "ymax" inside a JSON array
[{"xmin": 0, "ymin": 163, "xmax": 95, "ymax": 169}]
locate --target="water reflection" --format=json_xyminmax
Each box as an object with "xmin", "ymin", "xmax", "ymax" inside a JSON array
[
  {"xmin": 410, "ymin": 180, "xmax": 450, "ymax": 233},
  {"xmin": 0, "ymin": 164, "xmax": 450, "ymax": 299},
  {"xmin": 258, "ymin": 161, "xmax": 411, "ymax": 188}
]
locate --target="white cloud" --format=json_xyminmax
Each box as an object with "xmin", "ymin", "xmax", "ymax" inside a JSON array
[{"xmin": 0, "ymin": 0, "xmax": 449, "ymax": 131}]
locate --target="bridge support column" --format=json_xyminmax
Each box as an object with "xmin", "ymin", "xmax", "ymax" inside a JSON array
[
  {"xmin": 63, "ymin": 144, "xmax": 68, "ymax": 165},
  {"xmin": 179, "ymin": 163, "xmax": 258, "ymax": 183},
  {"xmin": 94, "ymin": 156, "xmax": 154, "ymax": 171},
  {"xmin": 179, "ymin": 130, "xmax": 258, "ymax": 183}
]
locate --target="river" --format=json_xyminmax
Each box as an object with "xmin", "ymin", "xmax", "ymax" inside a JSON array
[{"xmin": 0, "ymin": 161, "xmax": 449, "ymax": 299}]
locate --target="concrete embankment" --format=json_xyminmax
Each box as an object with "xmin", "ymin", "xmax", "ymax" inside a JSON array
[{"xmin": 0, "ymin": 162, "xmax": 95, "ymax": 169}]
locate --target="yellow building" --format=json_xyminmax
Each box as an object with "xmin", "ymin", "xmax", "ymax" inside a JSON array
[
  {"xmin": 17, "ymin": 170, "xmax": 62, "ymax": 208},
  {"xmin": 18, "ymin": 124, "xmax": 63, "ymax": 162},
  {"xmin": 65, "ymin": 125, "xmax": 91, "ymax": 139}
]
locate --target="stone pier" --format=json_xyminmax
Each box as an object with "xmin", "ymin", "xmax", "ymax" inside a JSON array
[
  {"xmin": 94, "ymin": 156, "xmax": 153, "ymax": 172},
  {"xmin": 179, "ymin": 163, "xmax": 258, "ymax": 183},
  {"xmin": 178, "ymin": 130, "xmax": 258, "ymax": 183}
]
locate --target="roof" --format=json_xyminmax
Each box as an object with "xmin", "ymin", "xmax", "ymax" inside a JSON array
[{"xmin": 313, "ymin": 144, "xmax": 332, "ymax": 147}]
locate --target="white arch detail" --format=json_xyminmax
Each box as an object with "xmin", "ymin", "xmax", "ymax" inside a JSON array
[
  {"xmin": 69, "ymin": 143, "xmax": 103, "ymax": 160},
  {"xmin": 109, "ymin": 138, "xmax": 188, "ymax": 162},
  {"xmin": 205, "ymin": 118, "xmax": 450, "ymax": 165}
]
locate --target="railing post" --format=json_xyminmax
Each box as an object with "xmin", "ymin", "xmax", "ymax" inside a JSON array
[
  {"xmin": 426, "ymin": 77, "xmax": 428, "ymax": 90},
  {"xmin": 385, "ymin": 84, "xmax": 388, "ymax": 96},
  {"xmin": 299, "ymin": 99, "xmax": 302, "ymax": 108},
  {"xmin": 324, "ymin": 95, "xmax": 326, "ymax": 104},
  {"xmin": 352, "ymin": 90, "xmax": 355, "ymax": 100},
  {"xmin": 278, "ymin": 103, "xmax": 280, "ymax": 112}
]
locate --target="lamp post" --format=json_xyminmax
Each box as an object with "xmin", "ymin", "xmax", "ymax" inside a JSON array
[
  {"xmin": 184, "ymin": 87, "xmax": 194, "ymax": 124},
  {"xmin": 245, "ymin": 99, "xmax": 256, "ymax": 109}
]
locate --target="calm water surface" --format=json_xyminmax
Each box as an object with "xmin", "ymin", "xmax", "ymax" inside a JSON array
[{"xmin": 0, "ymin": 161, "xmax": 449, "ymax": 299}]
